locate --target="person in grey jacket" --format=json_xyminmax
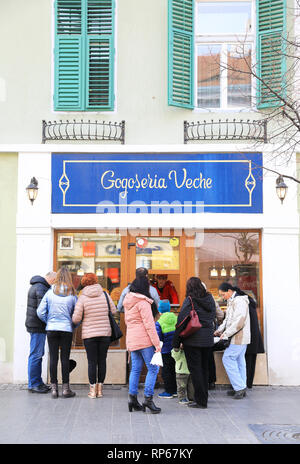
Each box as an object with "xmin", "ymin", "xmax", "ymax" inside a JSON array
[
  {"xmin": 215, "ymin": 282, "xmax": 250, "ymax": 399},
  {"xmin": 117, "ymin": 267, "xmax": 160, "ymax": 317},
  {"xmin": 37, "ymin": 267, "xmax": 77, "ymax": 398}
]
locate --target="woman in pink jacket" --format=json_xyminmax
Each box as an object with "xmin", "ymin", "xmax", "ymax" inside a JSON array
[
  {"xmin": 72, "ymin": 273, "xmax": 117, "ymax": 399},
  {"xmin": 123, "ymin": 276, "xmax": 161, "ymax": 414}
]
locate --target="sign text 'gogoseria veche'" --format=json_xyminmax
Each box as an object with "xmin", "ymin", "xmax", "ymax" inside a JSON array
[{"xmin": 51, "ymin": 153, "xmax": 263, "ymax": 214}]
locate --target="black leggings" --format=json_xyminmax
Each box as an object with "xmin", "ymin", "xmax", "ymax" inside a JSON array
[
  {"xmin": 47, "ymin": 331, "xmax": 73, "ymax": 384},
  {"xmin": 184, "ymin": 345, "xmax": 210, "ymax": 407},
  {"xmin": 161, "ymin": 353, "xmax": 177, "ymax": 394},
  {"xmin": 83, "ymin": 336, "xmax": 111, "ymax": 384}
]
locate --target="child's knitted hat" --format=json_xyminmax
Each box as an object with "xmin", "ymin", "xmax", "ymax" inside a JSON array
[{"xmin": 158, "ymin": 299, "xmax": 171, "ymax": 313}]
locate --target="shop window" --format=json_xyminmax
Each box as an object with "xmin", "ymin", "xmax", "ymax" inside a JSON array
[
  {"xmin": 135, "ymin": 236, "xmax": 181, "ymax": 307},
  {"xmin": 56, "ymin": 232, "xmax": 121, "ymax": 347},
  {"xmin": 136, "ymin": 236, "xmax": 180, "ymax": 271},
  {"xmin": 194, "ymin": 230, "xmax": 261, "ymax": 323}
]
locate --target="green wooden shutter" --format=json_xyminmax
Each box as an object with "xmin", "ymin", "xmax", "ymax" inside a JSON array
[
  {"xmin": 256, "ymin": 0, "xmax": 286, "ymax": 108},
  {"xmin": 54, "ymin": 0, "xmax": 84, "ymax": 110},
  {"xmin": 54, "ymin": 0, "xmax": 114, "ymax": 111},
  {"xmin": 86, "ymin": 0, "xmax": 115, "ymax": 110},
  {"xmin": 168, "ymin": 0, "xmax": 194, "ymax": 109}
]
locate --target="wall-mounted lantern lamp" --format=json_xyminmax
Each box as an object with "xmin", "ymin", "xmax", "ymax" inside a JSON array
[
  {"xmin": 276, "ymin": 175, "xmax": 288, "ymax": 204},
  {"xmin": 26, "ymin": 177, "xmax": 39, "ymax": 205}
]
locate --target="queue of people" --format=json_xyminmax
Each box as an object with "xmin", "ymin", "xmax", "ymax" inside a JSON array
[{"xmin": 25, "ymin": 265, "xmax": 263, "ymax": 413}]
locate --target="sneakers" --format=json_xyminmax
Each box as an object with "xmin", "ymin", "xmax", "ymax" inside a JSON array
[
  {"xmin": 178, "ymin": 398, "xmax": 190, "ymax": 405},
  {"xmin": 158, "ymin": 391, "xmax": 174, "ymax": 399}
]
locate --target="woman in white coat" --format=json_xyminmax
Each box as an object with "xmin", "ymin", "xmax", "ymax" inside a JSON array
[{"xmin": 215, "ymin": 282, "xmax": 250, "ymax": 399}]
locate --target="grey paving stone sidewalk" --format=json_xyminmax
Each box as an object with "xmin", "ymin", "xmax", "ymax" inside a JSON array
[{"xmin": 0, "ymin": 384, "xmax": 300, "ymax": 445}]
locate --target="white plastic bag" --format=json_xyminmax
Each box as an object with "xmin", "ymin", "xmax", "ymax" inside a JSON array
[{"xmin": 150, "ymin": 341, "xmax": 164, "ymax": 366}]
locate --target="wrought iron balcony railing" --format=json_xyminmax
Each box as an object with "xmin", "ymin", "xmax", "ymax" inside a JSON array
[
  {"xmin": 184, "ymin": 119, "xmax": 267, "ymax": 144},
  {"xmin": 42, "ymin": 119, "xmax": 125, "ymax": 144}
]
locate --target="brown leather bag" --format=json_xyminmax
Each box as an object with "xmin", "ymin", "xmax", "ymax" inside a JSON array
[{"xmin": 177, "ymin": 296, "xmax": 202, "ymax": 338}]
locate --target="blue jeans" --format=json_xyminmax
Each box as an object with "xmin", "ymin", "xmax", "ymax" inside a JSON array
[
  {"xmin": 129, "ymin": 346, "xmax": 159, "ymax": 397},
  {"xmin": 28, "ymin": 333, "xmax": 46, "ymax": 388},
  {"xmin": 222, "ymin": 344, "xmax": 247, "ymax": 391}
]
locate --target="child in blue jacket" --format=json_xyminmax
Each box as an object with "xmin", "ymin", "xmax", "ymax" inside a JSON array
[{"xmin": 155, "ymin": 300, "xmax": 178, "ymax": 398}]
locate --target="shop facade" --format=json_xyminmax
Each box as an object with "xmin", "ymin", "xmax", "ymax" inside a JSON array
[
  {"xmin": 0, "ymin": 0, "xmax": 299, "ymax": 386},
  {"xmin": 11, "ymin": 144, "xmax": 300, "ymax": 386}
]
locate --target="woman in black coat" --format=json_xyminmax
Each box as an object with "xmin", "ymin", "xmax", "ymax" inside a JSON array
[
  {"xmin": 233, "ymin": 287, "xmax": 264, "ymax": 388},
  {"xmin": 173, "ymin": 277, "xmax": 216, "ymax": 409}
]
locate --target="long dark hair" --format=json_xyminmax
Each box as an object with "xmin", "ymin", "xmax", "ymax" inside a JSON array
[
  {"xmin": 218, "ymin": 282, "xmax": 235, "ymax": 292},
  {"xmin": 129, "ymin": 276, "xmax": 151, "ymax": 299},
  {"xmin": 219, "ymin": 282, "xmax": 255, "ymax": 304},
  {"xmin": 186, "ymin": 277, "xmax": 207, "ymax": 299}
]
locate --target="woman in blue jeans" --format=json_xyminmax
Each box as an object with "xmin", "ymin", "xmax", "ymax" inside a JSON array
[
  {"xmin": 215, "ymin": 283, "xmax": 251, "ymax": 399},
  {"xmin": 37, "ymin": 267, "xmax": 77, "ymax": 399},
  {"xmin": 123, "ymin": 276, "xmax": 162, "ymax": 413}
]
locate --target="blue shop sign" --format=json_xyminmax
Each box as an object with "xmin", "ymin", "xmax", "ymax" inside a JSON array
[{"xmin": 51, "ymin": 153, "xmax": 263, "ymax": 213}]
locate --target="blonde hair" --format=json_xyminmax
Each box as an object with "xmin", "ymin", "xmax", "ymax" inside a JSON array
[{"xmin": 53, "ymin": 267, "xmax": 76, "ymax": 296}]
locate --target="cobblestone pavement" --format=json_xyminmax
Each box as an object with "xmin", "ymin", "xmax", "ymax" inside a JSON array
[{"xmin": 0, "ymin": 384, "xmax": 300, "ymax": 445}]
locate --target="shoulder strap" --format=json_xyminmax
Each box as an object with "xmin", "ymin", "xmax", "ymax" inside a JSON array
[
  {"xmin": 223, "ymin": 303, "xmax": 244, "ymax": 339},
  {"xmin": 188, "ymin": 295, "xmax": 194, "ymax": 311},
  {"xmin": 103, "ymin": 291, "xmax": 111, "ymax": 313}
]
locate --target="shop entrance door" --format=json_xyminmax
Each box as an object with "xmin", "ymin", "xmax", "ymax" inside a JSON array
[
  {"xmin": 123, "ymin": 229, "xmax": 195, "ymax": 384},
  {"xmin": 125, "ymin": 230, "xmax": 195, "ymax": 308}
]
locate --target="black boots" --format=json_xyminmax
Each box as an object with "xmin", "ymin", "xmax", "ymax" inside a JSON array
[
  {"xmin": 128, "ymin": 394, "xmax": 143, "ymax": 412},
  {"xmin": 62, "ymin": 383, "xmax": 76, "ymax": 398},
  {"xmin": 142, "ymin": 396, "xmax": 161, "ymax": 414},
  {"xmin": 233, "ymin": 389, "xmax": 247, "ymax": 399},
  {"xmin": 227, "ymin": 388, "xmax": 247, "ymax": 399},
  {"xmin": 188, "ymin": 402, "xmax": 207, "ymax": 409}
]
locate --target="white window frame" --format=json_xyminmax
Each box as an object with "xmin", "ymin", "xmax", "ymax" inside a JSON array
[{"xmin": 194, "ymin": 0, "xmax": 256, "ymax": 112}]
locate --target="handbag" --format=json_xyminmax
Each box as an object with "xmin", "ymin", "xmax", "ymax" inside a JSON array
[
  {"xmin": 103, "ymin": 291, "xmax": 123, "ymax": 343},
  {"xmin": 176, "ymin": 296, "xmax": 202, "ymax": 338},
  {"xmin": 213, "ymin": 327, "xmax": 243, "ymax": 351},
  {"xmin": 213, "ymin": 337, "xmax": 231, "ymax": 351}
]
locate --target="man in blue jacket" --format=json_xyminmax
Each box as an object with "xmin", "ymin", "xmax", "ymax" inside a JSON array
[
  {"xmin": 155, "ymin": 300, "xmax": 178, "ymax": 398},
  {"xmin": 25, "ymin": 272, "xmax": 56, "ymax": 393}
]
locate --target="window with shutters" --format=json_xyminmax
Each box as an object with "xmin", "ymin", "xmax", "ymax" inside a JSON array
[
  {"xmin": 54, "ymin": 0, "xmax": 115, "ymax": 111},
  {"xmin": 196, "ymin": 0, "xmax": 254, "ymax": 110},
  {"xmin": 168, "ymin": 0, "xmax": 286, "ymax": 111}
]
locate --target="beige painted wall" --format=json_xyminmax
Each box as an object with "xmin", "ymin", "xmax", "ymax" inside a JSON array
[
  {"xmin": 0, "ymin": 0, "xmax": 270, "ymax": 144},
  {"xmin": 0, "ymin": 153, "xmax": 17, "ymax": 381}
]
